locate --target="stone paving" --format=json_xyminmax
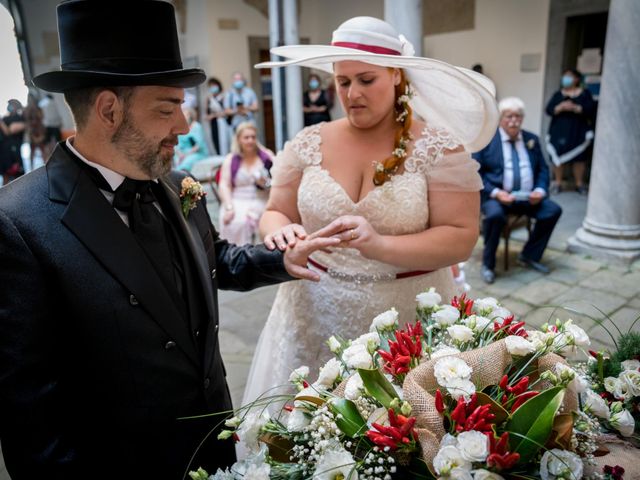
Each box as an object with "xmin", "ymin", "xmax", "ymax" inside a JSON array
[{"xmin": 1, "ymin": 187, "xmax": 638, "ymax": 478}]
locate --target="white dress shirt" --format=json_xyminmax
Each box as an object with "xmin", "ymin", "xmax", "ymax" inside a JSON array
[{"xmin": 490, "ymin": 128, "xmax": 546, "ymax": 199}]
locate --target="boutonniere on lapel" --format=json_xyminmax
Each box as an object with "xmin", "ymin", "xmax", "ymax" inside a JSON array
[
  {"xmin": 179, "ymin": 177, "xmax": 206, "ymax": 218},
  {"xmin": 526, "ymin": 139, "xmax": 536, "ymax": 150}
]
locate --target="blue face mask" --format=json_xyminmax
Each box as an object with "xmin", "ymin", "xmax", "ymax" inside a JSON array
[
  {"xmin": 209, "ymin": 85, "xmax": 220, "ymax": 95},
  {"xmin": 561, "ymin": 75, "xmax": 575, "ymax": 88},
  {"xmin": 233, "ymin": 80, "xmax": 245, "ymax": 90},
  {"xmin": 309, "ymin": 79, "xmax": 320, "ymax": 90}
]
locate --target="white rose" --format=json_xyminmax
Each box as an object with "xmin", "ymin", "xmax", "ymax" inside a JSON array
[
  {"xmin": 344, "ymin": 372, "xmax": 365, "ymax": 401},
  {"xmin": 327, "ymin": 336, "xmax": 341, "ymax": 353},
  {"xmin": 440, "ymin": 433, "xmax": 459, "ymax": 448},
  {"xmin": 564, "ymin": 321, "xmax": 590, "ymax": 347},
  {"xmin": 610, "ymin": 409, "xmax": 635, "ymax": 437},
  {"xmin": 342, "ymin": 343, "xmax": 374, "ymax": 370},
  {"xmin": 447, "ymin": 325, "xmax": 475, "ymax": 343},
  {"xmin": 287, "ymin": 408, "xmax": 310, "ymax": 432},
  {"xmin": 449, "ymin": 469, "xmax": 474, "ymax": 480},
  {"xmin": 416, "ymin": 287, "xmax": 442, "ymax": 308},
  {"xmin": 237, "ymin": 411, "xmax": 270, "ymax": 452},
  {"xmin": 604, "ymin": 376, "xmax": 619, "ymax": 394},
  {"xmin": 612, "ymin": 377, "xmax": 632, "ymax": 401},
  {"xmin": 473, "ymin": 297, "xmax": 500, "ymax": 314},
  {"xmin": 434, "ymin": 357, "xmax": 473, "ymax": 386},
  {"xmin": 472, "ymin": 469, "xmax": 505, "ymax": 480},
  {"xmin": 539, "ymin": 449, "xmax": 583, "ymax": 480},
  {"xmin": 352, "ymin": 331, "xmax": 381, "ymax": 352},
  {"xmin": 313, "ymin": 447, "xmax": 358, "ymax": 480},
  {"xmin": 505, "ymin": 335, "xmax": 536, "ymax": 356},
  {"xmin": 488, "ymin": 307, "xmax": 512, "ymax": 322},
  {"xmin": 457, "ymin": 430, "xmax": 489, "ymax": 462},
  {"xmin": 431, "ymin": 346, "xmax": 462, "ymax": 360},
  {"xmin": 620, "ymin": 369, "xmax": 640, "ymax": 396},
  {"xmin": 288, "ymin": 365, "xmax": 310, "ymax": 383},
  {"xmin": 527, "ymin": 330, "xmax": 552, "ymax": 352},
  {"xmin": 554, "ymin": 363, "xmax": 587, "ymax": 393},
  {"xmin": 315, "ymin": 358, "xmax": 341, "ymax": 387},
  {"xmin": 621, "ymin": 359, "xmax": 640, "ymax": 371},
  {"xmin": 434, "ymin": 305, "xmax": 461, "ymax": 327},
  {"xmin": 446, "ymin": 378, "xmax": 476, "ymax": 401},
  {"xmin": 369, "ymin": 308, "xmax": 399, "ymax": 332},
  {"xmin": 463, "ymin": 315, "xmax": 492, "ymax": 332},
  {"xmin": 581, "ymin": 389, "xmax": 610, "ymax": 420},
  {"xmin": 433, "ymin": 445, "xmax": 472, "ymax": 476}
]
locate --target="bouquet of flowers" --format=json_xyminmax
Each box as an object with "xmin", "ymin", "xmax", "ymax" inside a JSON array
[{"xmin": 191, "ymin": 289, "xmax": 639, "ymax": 480}]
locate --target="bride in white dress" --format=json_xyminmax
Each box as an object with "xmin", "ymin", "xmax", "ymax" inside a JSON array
[{"xmin": 243, "ymin": 16, "xmax": 498, "ymax": 404}]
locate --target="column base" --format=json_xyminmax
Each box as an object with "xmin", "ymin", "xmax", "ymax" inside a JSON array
[{"xmin": 568, "ymin": 218, "xmax": 640, "ymax": 265}]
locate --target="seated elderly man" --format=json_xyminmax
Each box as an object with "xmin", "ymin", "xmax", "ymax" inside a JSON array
[{"xmin": 473, "ymin": 97, "xmax": 562, "ymax": 284}]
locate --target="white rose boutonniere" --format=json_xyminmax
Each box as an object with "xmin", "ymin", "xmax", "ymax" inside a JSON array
[{"xmin": 180, "ymin": 177, "xmax": 206, "ymax": 218}]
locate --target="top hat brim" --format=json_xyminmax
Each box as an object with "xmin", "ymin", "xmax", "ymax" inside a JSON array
[{"xmin": 32, "ymin": 68, "xmax": 206, "ymax": 93}]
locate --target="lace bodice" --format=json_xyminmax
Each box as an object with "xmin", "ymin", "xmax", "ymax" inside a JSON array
[{"xmin": 275, "ymin": 123, "xmax": 481, "ymax": 277}]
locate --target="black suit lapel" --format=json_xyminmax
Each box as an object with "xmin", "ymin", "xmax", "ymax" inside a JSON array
[{"xmin": 48, "ymin": 147, "xmax": 200, "ymax": 368}]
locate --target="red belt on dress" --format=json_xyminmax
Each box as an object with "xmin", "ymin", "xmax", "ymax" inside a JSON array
[{"xmin": 307, "ymin": 258, "xmax": 432, "ymax": 280}]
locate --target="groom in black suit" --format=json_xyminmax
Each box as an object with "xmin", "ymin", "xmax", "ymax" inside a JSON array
[
  {"xmin": 0, "ymin": 2, "xmax": 337, "ymax": 478},
  {"xmin": 473, "ymin": 97, "xmax": 562, "ymax": 284}
]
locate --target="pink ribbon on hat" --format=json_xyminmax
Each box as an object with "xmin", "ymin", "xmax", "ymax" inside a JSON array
[{"xmin": 331, "ymin": 41, "xmax": 401, "ymax": 56}]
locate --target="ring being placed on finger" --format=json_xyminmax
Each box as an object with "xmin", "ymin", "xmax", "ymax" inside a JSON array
[{"xmin": 350, "ymin": 229, "xmax": 357, "ymax": 240}]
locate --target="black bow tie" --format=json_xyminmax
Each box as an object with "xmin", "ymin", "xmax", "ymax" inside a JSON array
[{"xmin": 112, "ymin": 178, "xmax": 157, "ymax": 211}]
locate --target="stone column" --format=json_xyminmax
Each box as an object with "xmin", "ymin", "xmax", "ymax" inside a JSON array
[
  {"xmin": 268, "ymin": 0, "xmax": 285, "ymax": 151},
  {"xmin": 283, "ymin": 0, "xmax": 304, "ymax": 141},
  {"xmin": 568, "ymin": 0, "xmax": 640, "ymax": 264},
  {"xmin": 384, "ymin": 0, "xmax": 423, "ymax": 56}
]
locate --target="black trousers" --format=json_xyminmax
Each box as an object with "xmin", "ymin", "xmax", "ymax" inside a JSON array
[{"xmin": 481, "ymin": 198, "xmax": 562, "ymax": 270}]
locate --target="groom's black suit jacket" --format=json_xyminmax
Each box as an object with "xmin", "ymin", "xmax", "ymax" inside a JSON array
[{"xmin": 0, "ymin": 144, "xmax": 292, "ymax": 478}]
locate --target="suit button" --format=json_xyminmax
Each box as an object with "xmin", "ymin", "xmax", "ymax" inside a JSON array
[
  {"xmin": 211, "ymin": 268, "xmax": 216, "ymax": 279},
  {"xmin": 129, "ymin": 294, "xmax": 139, "ymax": 306},
  {"xmin": 164, "ymin": 340, "xmax": 176, "ymax": 350},
  {"xmin": 214, "ymin": 325, "xmax": 219, "ymax": 333},
  {"xmin": 194, "ymin": 329, "xmax": 200, "ymax": 338},
  {"xmin": 203, "ymin": 378, "xmax": 211, "ymax": 389}
]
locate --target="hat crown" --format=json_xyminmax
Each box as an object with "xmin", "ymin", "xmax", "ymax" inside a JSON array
[
  {"xmin": 332, "ymin": 16, "xmax": 403, "ymax": 54},
  {"xmin": 57, "ymin": 0, "xmax": 182, "ymax": 73}
]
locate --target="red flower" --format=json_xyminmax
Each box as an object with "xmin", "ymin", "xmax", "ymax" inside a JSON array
[
  {"xmin": 604, "ymin": 464, "xmax": 625, "ymax": 480},
  {"xmin": 452, "ymin": 293, "xmax": 474, "ymax": 317},
  {"xmin": 486, "ymin": 432, "xmax": 520, "ymax": 470},
  {"xmin": 378, "ymin": 322, "xmax": 423, "ymax": 381},
  {"xmin": 447, "ymin": 394, "xmax": 495, "ymax": 433},
  {"xmin": 366, "ymin": 408, "xmax": 418, "ymax": 451},
  {"xmin": 435, "ymin": 389, "xmax": 445, "ymax": 414}
]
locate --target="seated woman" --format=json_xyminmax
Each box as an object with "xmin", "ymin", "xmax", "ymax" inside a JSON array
[
  {"xmin": 174, "ymin": 107, "xmax": 209, "ymax": 172},
  {"xmin": 218, "ymin": 122, "xmax": 273, "ymax": 245}
]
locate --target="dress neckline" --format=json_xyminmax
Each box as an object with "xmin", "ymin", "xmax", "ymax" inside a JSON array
[{"xmin": 310, "ymin": 123, "xmax": 417, "ymax": 206}]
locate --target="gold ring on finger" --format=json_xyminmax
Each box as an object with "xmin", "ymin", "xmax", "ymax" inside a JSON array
[{"xmin": 350, "ymin": 229, "xmax": 357, "ymax": 240}]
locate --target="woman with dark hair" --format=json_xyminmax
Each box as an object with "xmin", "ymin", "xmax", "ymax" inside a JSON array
[
  {"xmin": 218, "ymin": 122, "xmax": 273, "ymax": 245},
  {"xmin": 303, "ymin": 73, "xmax": 332, "ymax": 126},
  {"xmin": 545, "ymin": 68, "xmax": 595, "ymax": 194},
  {"xmin": 205, "ymin": 76, "xmax": 225, "ymax": 154}
]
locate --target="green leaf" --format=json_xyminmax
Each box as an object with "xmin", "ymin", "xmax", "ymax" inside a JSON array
[
  {"xmin": 505, "ymin": 386, "xmax": 565, "ymax": 464},
  {"xmin": 329, "ymin": 398, "xmax": 368, "ymax": 438},
  {"xmin": 475, "ymin": 391, "xmax": 510, "ymax": 425},
  {"xmin": 358, "ymin": 368, "xmax": 397, "ymax": 407}
]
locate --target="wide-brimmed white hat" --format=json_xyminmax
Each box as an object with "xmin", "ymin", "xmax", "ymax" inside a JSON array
[{"xmin": 256, "ymin": 16, "xmax": 498, "ymax": 152}]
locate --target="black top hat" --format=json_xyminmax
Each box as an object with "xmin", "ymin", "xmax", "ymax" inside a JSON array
[{"xmin": 32, "ymin": 0, "xmax": 206, "ymax": 92}]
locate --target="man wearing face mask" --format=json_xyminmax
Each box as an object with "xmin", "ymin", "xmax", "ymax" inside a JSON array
[
  {"xmin": 223, "ymin": 72, "xmax": 258, "ymax": 132},
  {"xmin": 303, "ymin": 73, "xmax": 332, "ymax": 126},
  {"xmin": 473, "ymin": 97, "xmax": 562, "ymax": 284}
]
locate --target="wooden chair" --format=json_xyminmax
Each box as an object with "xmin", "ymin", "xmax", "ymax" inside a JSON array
[{"xmin": 502, "ymin": 214, "xmax": 533, "ymax": 271}]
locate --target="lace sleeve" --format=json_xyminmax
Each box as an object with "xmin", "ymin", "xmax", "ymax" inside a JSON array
[
  {"xmin": 405, "ymin": 126, "xmax": 483, "ymax": 192},
  {"xmin": 270, "ymin": 124, "xmax": 322, "ymax": 187}
]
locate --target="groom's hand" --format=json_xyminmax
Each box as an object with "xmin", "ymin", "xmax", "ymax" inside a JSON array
[{"xmin": 283, "ymin": 222, "xmax": 346, "ymax": 281}]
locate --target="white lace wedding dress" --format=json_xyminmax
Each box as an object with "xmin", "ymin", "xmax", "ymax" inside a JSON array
[{"xmin": 242, "ymin": 123, "xmax": 482, "ymax": 404}]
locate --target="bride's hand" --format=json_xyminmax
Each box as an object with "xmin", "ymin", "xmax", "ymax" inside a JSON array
[
  {"xmin": 264, "ymin": 223, "xmax": 308, "ymax": 251},
  {"xmin": 313, "ymin": 215, "xmax": 383, "ymax": 259}
]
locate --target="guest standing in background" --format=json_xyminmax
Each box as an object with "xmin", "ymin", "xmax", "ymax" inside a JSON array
[
  {"xmin": 23, "ymin": 94, "xmax": 47, "ymax": 171},
  {"xmin": 205, "ymin": 77, "xmax": 226, "ymax": 155},
  {"xmin": 1, "ymin": 99, "xmax": 26, "ymax": 184},
  {"xmin": 38, "ymin": 94, "xmax": 63, "ymax": 161},
  {"xmin": 218, "ymin": 122, "xmax": 272, "ymax": 245},
  {"xmin": 175, "ymin": 106, "xmax": 209, "ymax": 172},
  {"xmin": 545, "ymin": 68, "xmax": 595, "ymax": 195},
  {"xmin": 303, "ymin": 73, "xmax": 332, "ymax": 126},
  {"xmin": 223, "ymin": 72, "xmax": 258, "ymax": 132}
]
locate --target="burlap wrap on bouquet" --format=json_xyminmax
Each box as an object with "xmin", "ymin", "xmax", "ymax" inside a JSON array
[
  {"xmin": 402, "ymin": 339, "xmax": 578, "ymax": 468},
  {"xmin": 586, "ymin": 435, "xmax": 640, "ymax": 480}
]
